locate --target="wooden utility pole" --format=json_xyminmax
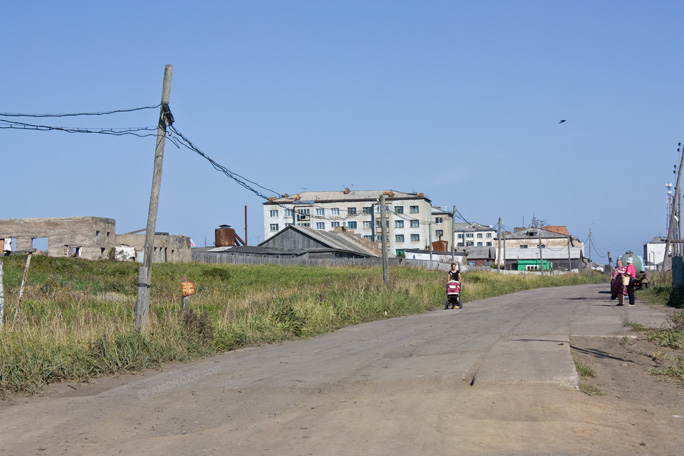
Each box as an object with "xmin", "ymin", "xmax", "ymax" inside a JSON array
[
  {"xmin": 497, "ymin": 218, "xmax": 502, "ymax": 272},
  {"xmin": 665, "ymin": 146, "xmax": 684, "ymax": 270},
  {"xmin": 380, "ymin": 194, "xmax": 389, "ymax": 284},
  {"xmin": 0, "ymin": 260, "xmax": 4, "ymax": 329},
  {"xmin": 451, "ymin": 206, "xmax": 456, "ymax": 265},
  {"xmin": 587, "ymin": 228, "xmax": 592, "ymax": 267},
  {"xmin": 538, "ymin": 228, "xmax": 543, "ymax": 275},
  {"xmin": 428, "ymin": 219, "xmax": 433, "ymax": 262},
  {"xmin": 136, "ymin": 64, "xmax": 173, "ymax": 331},
  {"xmin": 568, "ymin": 235, "xmax": 573, "ymax": 272}
]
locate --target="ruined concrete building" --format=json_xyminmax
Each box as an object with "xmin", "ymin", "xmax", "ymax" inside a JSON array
[{"xmin": 0, "ymin": 216, "xmax": 191, "ymax": 262}]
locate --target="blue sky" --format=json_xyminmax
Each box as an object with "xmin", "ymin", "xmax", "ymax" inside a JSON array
[{"xmin": 2, "ymin": 1, "xmax": 683, "ymax": 263}]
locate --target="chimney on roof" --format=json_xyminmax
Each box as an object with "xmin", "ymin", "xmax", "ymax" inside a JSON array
[
  {"xmin": 417, "ymin": 192, "xmax": 424, "ymax": 197},
  {"xmin": 295, "ymin": 194, "xmax": 301, "ymax": 200},
  {"xmin": 283, "ymin": 193, "xmax": 289, "ymax": 198},
  {"xmin": 344, "ymin": 187, "xmax": 350, "ymax": 194},
  {"xmin": 269, "ymin": 196, "xmax": 276, "ymax": 201},
  {"xmin": 384, "ymin": 191, "xmax": 394, "ymax": 197}
]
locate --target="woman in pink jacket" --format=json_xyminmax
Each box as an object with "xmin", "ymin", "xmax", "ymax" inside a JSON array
[{"xmin": 625, "ymin": 257, "xmax": 637, "ymax": 306}]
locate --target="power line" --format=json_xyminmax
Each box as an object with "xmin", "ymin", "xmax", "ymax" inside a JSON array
[
  {"xmin": 0, "ymin": 104, "xmax": 160, "ymax": 118},
  {"xmin": 0, "ymin": 119, "xmax": 158, "ymax": 137},
  {"xmin": 169, "ymin": 125, "xmax": 281, "ymax": 200}
]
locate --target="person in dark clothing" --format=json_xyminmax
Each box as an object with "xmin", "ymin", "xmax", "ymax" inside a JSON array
[{"xmin": 447, "ymin": 263, "xmax": 461, "ymax": 282}]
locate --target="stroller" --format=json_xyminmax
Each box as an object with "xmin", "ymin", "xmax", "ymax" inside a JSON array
[{"xmin": 444, "ymin": 280, "xmax": 461, "ymax": 309}]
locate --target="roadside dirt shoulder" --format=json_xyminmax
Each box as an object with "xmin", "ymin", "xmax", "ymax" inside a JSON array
[{"xmin": 570, "ymin": 333, "xmax": 684, "ymax": 453}]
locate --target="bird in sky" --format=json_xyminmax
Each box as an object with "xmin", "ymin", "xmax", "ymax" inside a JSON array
[{"xmin": 559, "ymin": 119, "xmax": 566, "ymax": 124}]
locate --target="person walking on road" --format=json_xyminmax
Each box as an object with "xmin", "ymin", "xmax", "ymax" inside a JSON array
[
  {"xmin": 447, "ymin": 263, "xmax": 461, "ymax": 283},
  {"xmin": 610, "ymin": 259, "xmax": 627, "ymax": 306},
  {"xmin": 625, "ymin": 257, "xmax": 637, "ymax": 306}
]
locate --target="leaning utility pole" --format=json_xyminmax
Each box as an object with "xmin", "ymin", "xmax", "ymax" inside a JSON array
[
  {"xmin": 380, "ymin": 194, "xmax": 389, "ymax": 284},
  {"xmin": 136, "ymin": 64, "xmax": 173, "ymax": 331}
]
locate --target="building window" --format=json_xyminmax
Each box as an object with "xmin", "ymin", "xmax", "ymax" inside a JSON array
[
  {"xmin": 285, "ymin": 209, "xmax": 293, "ymax": 218},
  {"xmin": 331, "ymin": 208, "xmax": 340, "ymax": 216},
  {"xmin": 395, "ymin": 220, "xmax": 404, "ymax": 228},
  {"xmin": 486, "ymin": 242, "xmax": 492, "ymax": 246},
  {"xmin": 458, "ymin": 242, "xmax": 464, "ymax": 247},
  {"xmin": 395, "ymin": 206, "xmax": 404, "ymax": 214},
  {"xmin": 410, "ymin": 206, "xmax": 419, "ymax": 214},
  {"xmin": 270, "ymin": 224, "xmax": 279, "ymax": 232},
  {"xmin": 410, "ymin": 220, "xmax": 419, "ymax": 228},
  {"xmin": 299, "ymin": 222, "xmax": 310, "ymax": 227},
  {"xmin": 316, "ymin": 222, "xmax": 325, "ymax": 230},
  {"xmin": 466, "ymin": 241, "xmax": 474, "ymax": 246},
  {"xmin": 348, "ymin": 221, "xmax": 357, "ymax": 229},
  {"xmin": 436, "ymin": 230, "xmax": 443, "ymax": 237},
  {"xmin": 486, "ymin": 233, "xmax": 492, "ymax": 238},
  {"xmin": 477, "ymin": 242, "xmax": 483, "ymax": 246},
  {"xmin": 316, "ymin": 208, "xmax": 325, "ymax": 216},
  {"xmin": 435, "ymin": 217, "xmax": 443, "ymax": 224},
  {"xmin": 411, "ymin": 234, "xmax": 420, "ymax": 242},
  {"xmin": 270, "ymin": 209, "xmax": 278, "ymax": 217},
  {"xmin": 348, "ymin": 207, "xmax": 356, "ymax": 215},
  {"xmin": 396, "ymin": 234, "xmax": 405, "ymax": 242},
  {"xmin": 457, "ymin": 233, "xmax": 463, "ymax": 239},
  {"xmin": 476, "ymin": 233, "xmax": 482, "ymax": 238},
  {"xmin": 331, "ymin": 222, "xmax": 340, "ymax": 228},
  {"xmin": 521, "ymin": 245, "xmax": 528, "ymax": 249},
  {"xmin": 362, "ymin": 207, "xmax": 372, "ymax": 214},
  {"xmin": 363, "ymin": 221, "xmax": 372, "ymax": 229},
  {"xmin": 297, "ymin": 208, "xmax": 310, "ymax": 221},
  {"xmin": 466, "ymin": 233, "xmax": 474, "ymax": 238}
]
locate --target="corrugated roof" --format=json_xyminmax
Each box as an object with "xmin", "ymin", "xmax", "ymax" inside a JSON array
[{"xmin": 261, "ymin": 225, "xmax": 379, "ymax": 257}]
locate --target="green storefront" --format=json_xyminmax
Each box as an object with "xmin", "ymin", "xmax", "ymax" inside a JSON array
[{"xmin": 516, "ymin": 259, "xmax": 553, "ymax": 271}]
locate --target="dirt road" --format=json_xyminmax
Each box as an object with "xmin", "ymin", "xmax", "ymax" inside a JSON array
[{"xmin": 1, "ymin": 285, "xmax": 683, "ymax": 455}]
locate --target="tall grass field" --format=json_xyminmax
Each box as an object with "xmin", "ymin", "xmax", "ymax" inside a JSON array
[{"xmin": 1, "ymin": 255, "xmax": 606, "ymax": 398}]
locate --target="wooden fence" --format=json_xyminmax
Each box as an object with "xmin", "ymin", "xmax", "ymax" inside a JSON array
[{"xmin": 191, "ymin": 250, "xmax": 458, "ymax": 271}]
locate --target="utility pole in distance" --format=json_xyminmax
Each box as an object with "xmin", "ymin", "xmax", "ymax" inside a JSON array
[
  {"xmin": 380, "ymin": 194, "xmax": 389, "ymax": 284},
  {"xmin": 136, "ymin": 64, "xmax": 173, "ymax": 332},
  {"xmin": 497, "ymin": 218, "xmax": 502, "ymax": 273},
  {"xmin": 451, "ymin": 206, "xmax": 456, "ymax": 265}
]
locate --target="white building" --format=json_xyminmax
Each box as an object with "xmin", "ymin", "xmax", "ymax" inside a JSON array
[
  {"xmin": 644, "ymin": 236, "xmax": 668, "ymax": 270},
  {"xmin": 263, "ymin": 189, "xmax": 434, "ymax": 257},
  {"xmin": 453, "ymin": 222, "xmax": 497, "ymax": 250}
]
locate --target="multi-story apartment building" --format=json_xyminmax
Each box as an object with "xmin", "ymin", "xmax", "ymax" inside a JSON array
[
  {"xmin": 453, "ymin": 222, "xmax": 497, "ymax": 250},
  {"xmin": 263, "ymin": 189, "xmax": 433, "ymax": 257}
]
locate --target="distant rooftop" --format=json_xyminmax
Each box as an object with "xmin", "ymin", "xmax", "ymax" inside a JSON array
[{"xmin": 264, "ymin": 189, "xmax": 430, "ymax": 204}]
